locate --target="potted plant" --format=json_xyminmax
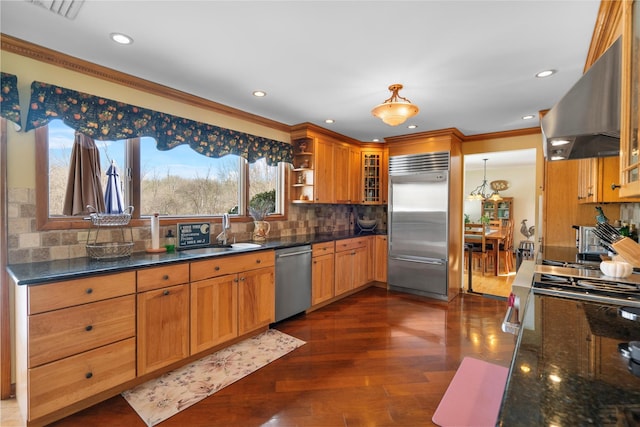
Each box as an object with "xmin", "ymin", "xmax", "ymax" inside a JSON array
[
  {"xmin": 249, "ymin": 191, "xmax": 275, "ymax": 241},
  {"xmin": 480, "ymin": 214, "xmax": 491, "ymax": 232}
]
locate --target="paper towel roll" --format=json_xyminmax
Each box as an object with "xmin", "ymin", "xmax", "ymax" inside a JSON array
[{"xmin": 151, "ymin": 213, "xmax": 160, "ymax": 249}]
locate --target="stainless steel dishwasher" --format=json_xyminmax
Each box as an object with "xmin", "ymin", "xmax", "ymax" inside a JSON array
[{"xmin": 275, "ymin": 245, "xmax": 312, "ymax": 322}]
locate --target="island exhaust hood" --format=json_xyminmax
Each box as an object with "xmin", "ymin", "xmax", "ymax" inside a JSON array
[{"xmin": 542, "ymin": 37, "xmax": 621, "ymax": 161}]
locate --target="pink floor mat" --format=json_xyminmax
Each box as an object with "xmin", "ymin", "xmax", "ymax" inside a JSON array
[{"xmin": 432, "ymin": 357, "xmax": 509, "ymax": 427}]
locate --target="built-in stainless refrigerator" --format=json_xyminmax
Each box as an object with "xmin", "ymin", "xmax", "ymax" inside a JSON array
[{"xmin": 388, "ymin": 152, "xmax": 449, "ymax": 300}]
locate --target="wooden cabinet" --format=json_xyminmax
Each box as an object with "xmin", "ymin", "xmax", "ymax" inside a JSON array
[
  {"xmin": 374, "ymin": 235, "xmax": 388, "ymax": 283},
  {"xmin": 190, "ymin": 250, "xmax": 275, "ymax": 353},
  {"xmin": 577, "ymin": 158, "xmax": 599, "ymax": 203},
  {"xmin": 620, "ymin": 0, "xmax": 640, "ymax": 197},
  {"xmin": 311, "ymin": 242, "xmax": 335, "ymax": 306},
  {"xmin": 361, "ymin": 147, "xmax": 388, "ymax": 205},
  {"xmin": 482, "ymin": 197, "xmax": 513, "ymax": 224},
  {"xmin": 137, "ymin": 283, "xmax": 190, "ymax": 375},
  {"xmin": 190, "ymin": 275, "xmax": 238, "ymax": 354},
  {"xmin": 335, "ymin": 237, "xmax": 369, "ymax": 296},
  {"xmin": 15, "ymin": 272, "xmax": 136, "ymax": 423},
  {"xmin": 238, "ymin": 266, "xmax": 275, "ymax": 335}
]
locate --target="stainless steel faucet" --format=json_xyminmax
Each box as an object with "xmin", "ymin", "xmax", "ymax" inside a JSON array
[{"xmin": 216, "ymin": 213, "xmax": 231, "ymax": 245}]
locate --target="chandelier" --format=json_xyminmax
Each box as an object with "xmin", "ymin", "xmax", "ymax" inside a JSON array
[
  {"xmin": 371, "ymin": 84, "xmax": 419, "ymax": 126},
  {"xmin": 468, "ymin": 158, "xmax": 502, "ymax": 201}
]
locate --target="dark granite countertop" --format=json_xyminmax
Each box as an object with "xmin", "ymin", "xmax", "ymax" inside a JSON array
[
  {"xmin": 498, "ymin": 293, "xmax": 640, "ymax": 425},
  {"xmin": 7, "ymin": 230, "xmax": 386, "ymax": 286}
]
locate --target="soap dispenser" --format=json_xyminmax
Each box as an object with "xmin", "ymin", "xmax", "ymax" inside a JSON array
[{"xmin": 165, "ymin": 229, "xmax": 176, "ymax": 253}]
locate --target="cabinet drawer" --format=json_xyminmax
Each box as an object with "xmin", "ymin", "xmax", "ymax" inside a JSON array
[
  {"xmin": 312, "ymin": 241, "xmax": 335, "ymax": 256},
  {"xmin": 335, "ymin": 237, "xmax": 368, "ymax": 252},
  {"xmin": 28, "ymin": 338, "xmax": 135, "ymax": 421},
  {"xmin": 190, "ymin": 251, "xmax": 275, "ymax": 282},
  {"xmin": 28, "ymin": 295, "xmax": 136, "ymax": 368},
  {"xmin": 137, "ymin": 263, "xmax": 190, "ymax": 292},
  {"xmin": 28, "ymin": 272, "xmax": 135, "ymax": 315}
]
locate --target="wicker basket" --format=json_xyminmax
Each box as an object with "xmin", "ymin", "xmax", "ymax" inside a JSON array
[
  {"xmin": 86, "ymin": 206, "xmax": 134, "ymax": 227},
  {"xmin": 86, "ymin": 242, "xmax": 134, "ymax": 260}
]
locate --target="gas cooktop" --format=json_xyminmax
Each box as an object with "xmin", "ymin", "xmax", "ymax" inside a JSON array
[{"xmin": 533, "ymin": 263, "xmax": 640, "ymax": 307}]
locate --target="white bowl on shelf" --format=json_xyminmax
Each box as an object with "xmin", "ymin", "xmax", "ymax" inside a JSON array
[
  {"xmin": 599, "ymin": 260, "xmax": 633, "ymax": 278},
  {"xmin": 357, "ymin": 218, "xmax": 377, "ymax": 229}
]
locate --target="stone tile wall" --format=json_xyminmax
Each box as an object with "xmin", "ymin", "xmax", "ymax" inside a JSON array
[{"xmin": 7, "ymin": 188, "xmax": 386, "ymax": 265}]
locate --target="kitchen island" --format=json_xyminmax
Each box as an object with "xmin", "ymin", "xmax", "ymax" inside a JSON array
[{"xmin": 497, "ymin": 250, "xmax": 640, "ymax": 425}]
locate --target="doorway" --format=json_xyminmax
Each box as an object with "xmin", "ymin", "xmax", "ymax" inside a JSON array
[{"xmin": 463, "ymin": 149, "xmax": 537, "ymax": 298}]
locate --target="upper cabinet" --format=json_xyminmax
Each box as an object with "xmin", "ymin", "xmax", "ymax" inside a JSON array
[
  {"xmin": 290, "ymin": 124, "xmax": 379, "ymax": 205},
  {"xmin": 620, "ymin": 0, "xmax": 640, "ymax": 197},
  {"xmin": 360, "ymin": 147, "xmax": 388, "ymax": 205}
]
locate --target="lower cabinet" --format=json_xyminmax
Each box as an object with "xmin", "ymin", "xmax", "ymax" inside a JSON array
[
  {"xmin": 374, "ymin": 235, "xmax": 388, "ymax": 283},
  {"xmin": 335, "ymin": 237, "xmax": 369, "ymax": 296},
  {"xmin": 238, "ymin": 267, "xmax": 276, "ymax": 335},
  {"xmin": 190, "ymin": 275, "xmax": 238, "ymax": 354},
  {"xmin": 137, "ymin": 283, "xmax": 190, "ymax": 375},
  {"xmin": 311, "ymin": 242, "xmax": 335, "ymax": 305}
]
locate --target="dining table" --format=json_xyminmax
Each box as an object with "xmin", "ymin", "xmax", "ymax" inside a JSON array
[{"xmin": 464, "ymin": 226, "xmax": 507, "ymax": 276}]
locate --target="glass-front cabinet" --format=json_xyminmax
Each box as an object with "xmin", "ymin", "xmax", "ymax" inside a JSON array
[
  {"xmin": 620, "ymin": 0, "xmax": 640, "ymax": 197},
  {"xmin": 360, "ymin": 147, "xmax": 387, "ymax": 205}
]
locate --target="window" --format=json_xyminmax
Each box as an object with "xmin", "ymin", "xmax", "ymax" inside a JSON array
[{"xmin": 40, "ymin": 120, "xmax": 285, "ymax": 227}]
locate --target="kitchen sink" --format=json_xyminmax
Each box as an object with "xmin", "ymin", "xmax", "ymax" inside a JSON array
[
  {"xmin": 180, "ymin": 246, "xmax": 233, "ymax": 255},
  {"xmin": 230, "ymin": 243, "xmax": 262, "ymax": 249}
]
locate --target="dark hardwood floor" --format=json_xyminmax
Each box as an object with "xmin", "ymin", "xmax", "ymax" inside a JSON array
[{"xmin": 38, "ymin": 287, "xmax": 515, "ymax": 427}]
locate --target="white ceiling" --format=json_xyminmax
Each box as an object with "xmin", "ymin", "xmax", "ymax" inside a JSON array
[{"xmin": 1, "ymin": 0, "xmax": 599, "ymax": 169}]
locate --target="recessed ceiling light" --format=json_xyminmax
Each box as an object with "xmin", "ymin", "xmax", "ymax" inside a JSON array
[
  {"xmin": 325, "ymin": 119, "xmax": 334, "ymax": 124},
  {"xmin": 522, "ymin": 115, "xmax": 535, "ymax": 120},
  {"xmin": 372, "ymin": 138, "xmax": 380, "ymax": 142},
  {"xmin": 407, "ymin": 124, "xmax": 418, "ymax": 129},
  {"xmin": 110, "ymin": 32, "xmax": 133, "ymax": 45},
  {"xmin": 536, "ymin": 69, "xmax": 556, "ymax": 78},
  {"xmin": 252, "ymin": 90, "xmax": 266, "ymax": 97}
]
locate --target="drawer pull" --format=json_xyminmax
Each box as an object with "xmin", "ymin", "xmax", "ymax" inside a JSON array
[
  {"xmin": 214, "ymin": 266, "xmax": 220, "ymax": 271},
  {"xmin": 85, "ymin": 288, "xmax": 93, "ymax": 294},
  {"xmin": 85, "ymin": 325, "xmax": 93, "ymax": 332},
  {"xmin": 85, "ymin": 372, "xmax": 93, "ymax": 379},
  {"xmin": 256, "ymin": 259, "xmax": 261, "ymax": 264},
  {"xmin": 162, "ymin": 274, "xmax": 169, "ymax": 280},
  {"xmin": 163, "ymin": 290, "xmax": 170, "ymax": 296}
]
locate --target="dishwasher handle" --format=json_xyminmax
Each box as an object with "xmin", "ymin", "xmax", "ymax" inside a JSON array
[{"xmin": 276, "ymin": 249, "xmax": 312, "ymax": 259}]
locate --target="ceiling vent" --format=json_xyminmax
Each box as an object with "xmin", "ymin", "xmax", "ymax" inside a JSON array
[{"xmin": 26, "ymin": 0, "xmax": 85, "ymax": 20}]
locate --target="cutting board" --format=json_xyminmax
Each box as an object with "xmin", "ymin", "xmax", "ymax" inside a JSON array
[{"xmin": 611, "ymin": 237, "xmax": 640, "ymax": 268}]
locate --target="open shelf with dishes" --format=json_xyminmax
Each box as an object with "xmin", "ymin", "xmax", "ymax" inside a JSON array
[{"xmin": 291, "ymin": 137, "xmax": 314, "ymax": 203}]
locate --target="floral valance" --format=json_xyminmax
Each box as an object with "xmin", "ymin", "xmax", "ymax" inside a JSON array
[
  {"xmin": 1, "ymin": 72, "xmax": 22, "ymax": 128},
  {"xmin": 25, "ymin": 81, "xmax": 292, "ymax": 165}
]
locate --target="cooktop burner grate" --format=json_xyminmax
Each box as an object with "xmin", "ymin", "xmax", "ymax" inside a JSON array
[{"xmin": 534, "ymin": 273, "xmax": 640, "ymax": 307}]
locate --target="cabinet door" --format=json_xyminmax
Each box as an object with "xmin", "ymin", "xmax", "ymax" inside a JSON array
[
  {"xmin": 352, "ymin": 246, "xmax": 368, "ymax": 288},
  {"xmin": 314, "ymin": 138, "xmax": 334, "ymax": 203},
  {"xmin": 334, "ymin": 143, "xmax": 350, "ymax": 203},
  {"xmin": 137, "ymin": 284, "xmax": 190, "ymax": 375},
  {"xmin": 577, "ymin": 158, "xmax": 599, "ymax": 203},
  {"xmin": 238, "ymin": 267, "xmax": 275, "ymax": 335},
  {"xmin": 349, "ymin": 145, "xmax": 361, "ymax": 203},
  {"xmin": 190, "ymin": 275, "xmax": 238, "ymax": 354},
  {"xmin": 312, "ymin": 252, "xmax": 334, "ymax": 306},
  {"xmin": 334, "ymin": 249, "xmax": 353, "ymax": 296},
  {"xmin": 374, "ymin": 235, "xmax": 388, "ymax": 283},
  {"xmin": 361, "ymin": 149, "xmax": 385, "ymax": 205},
  {"xmin": 601, "ymin": 156, "xmax": 640, "ymax": 202}
]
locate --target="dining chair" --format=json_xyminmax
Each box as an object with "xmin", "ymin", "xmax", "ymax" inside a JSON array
[
  {"xmin": 498, "ymin": 220, "xmax": 514, "ymax": 274},
  {"xmin": 464, "ymin": 223, "xmax": 489, "ymax": 275}
]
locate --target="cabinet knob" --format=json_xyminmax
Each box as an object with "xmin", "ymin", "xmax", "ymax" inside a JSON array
[
  {"xmin": 85, "ymin": 372, "xmax": 93, "ymax": 379},
  {"xmin": 85, "ymin": 325, "xmax": 93, "ymax": 332},
  {"xmin": 162, "ymin": 274, "xmax": 169, "ymax": 280},
  {"xmin": 239, "ymin": 277, "xmax": 245, "ymax": 281},
  {"xmin": 612, "ymin": 183, "xmax": 622, "ymax": 190},
  {"xmin": 214, "ymin": 266, "xmax": 220, "ymax": 271},
  {"xmin": 85, "ymin": 288, "xmax": 93, "ymax": 294},
  {"xmin": 163, "ymin": 290, "xmax": 170, "ymax": 296},
  {"xmin": 234, "ymin": 278, "xmax": 239, "ymax": 282},
  {"xmin": 256, "ymin": 259, "xmax": 261, "ymax": 264}
]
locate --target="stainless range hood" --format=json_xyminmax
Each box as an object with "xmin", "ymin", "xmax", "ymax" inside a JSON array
[{"xmin": 542, "ymin": 37, "xmax": 621, "ymax": 161}]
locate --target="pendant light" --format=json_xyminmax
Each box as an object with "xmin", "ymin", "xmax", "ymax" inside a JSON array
[
  {"xmin": 468, "ymin": 159, "xmax": 502, "ymax": 201},
  {"xmin": 371, "ymin": 84, "xmax": 419, "ymax": 126}
]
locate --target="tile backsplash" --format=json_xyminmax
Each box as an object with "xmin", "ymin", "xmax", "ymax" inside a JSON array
[{"xmin": 7, "ymin": 187, "xmax": 387, "ymax": 264}]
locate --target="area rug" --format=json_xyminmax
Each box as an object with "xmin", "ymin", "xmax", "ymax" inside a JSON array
[
  {"xmin": 122, "ymin": 329, "xmax": 305, "ymax": 427},
  {"xmin": 432, "ymin": 357, "xmax": 508, "ymax": 427}
]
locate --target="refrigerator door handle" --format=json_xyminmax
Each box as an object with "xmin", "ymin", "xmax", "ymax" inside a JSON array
[{"xmin": 390, "ymin": 256, "xmax": 445, "ymax": 265}]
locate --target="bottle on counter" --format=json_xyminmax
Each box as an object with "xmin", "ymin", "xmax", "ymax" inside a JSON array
[{"xmin": 165, "ymin": 229, "xmax": 176, "ymax": 252}]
